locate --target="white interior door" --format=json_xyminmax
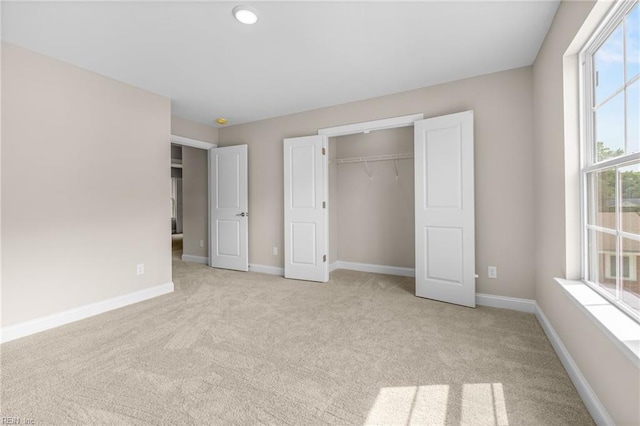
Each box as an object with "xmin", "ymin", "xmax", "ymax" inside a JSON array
[
  {"xmin": 414, "ymin": 111, "xmax": 475, "ymax": 307},
  {"xmin": 283, "ymin": 135, "xmax": 328, "ymax": 282},
  {"xmin": 209, "ymin": 145, "xmax": 248, "ymax": 271}
]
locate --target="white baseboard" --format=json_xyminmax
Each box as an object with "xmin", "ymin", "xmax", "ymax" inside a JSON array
[
  {"xmin": 249, "ymin": 264, "xmax": 284, "ymax": 276},
  {"xmin": 0, "ymin": 282, "xmax": 174, "ymax": 344},
  {"xmin": 476, "ymin": 293, "xmax": 535, "ymax": 313},
  {"xmin": 181, "ymin": 254, "xmax": 208, "ymax": 264},
  {"xmin": 534, "ymin": 303, "xmax": 614, "ymax": 426},
  {"xmin": 252, "ymin": 262, "xmax": 534, "ymax": 315},
  {"xmin": 332, "ymin": 261, "xmax": 415, "ymax": 277}
]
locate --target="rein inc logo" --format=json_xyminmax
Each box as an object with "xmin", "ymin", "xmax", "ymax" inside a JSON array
[{"xmin": 1, "ymin": 418, "xmax": 35, "ymax": 425}]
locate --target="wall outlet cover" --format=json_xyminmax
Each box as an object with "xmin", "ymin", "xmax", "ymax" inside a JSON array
[{"xmin": 488, "ymin": 266, "xmax": 497, "ymax": 279}]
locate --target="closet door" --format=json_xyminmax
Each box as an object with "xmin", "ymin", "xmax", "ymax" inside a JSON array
[
  {"xmin": 283, "ymin": 135, "xmax": 329, "ymax": 282},
  {"xmin": 414, "ymin": 111, "xmax": 475, "ymax": 307}
]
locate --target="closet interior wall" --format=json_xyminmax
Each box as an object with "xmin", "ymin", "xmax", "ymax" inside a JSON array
[{"xmin": 329, "ymin": 126, "xmax": 415, "ymax": 269}]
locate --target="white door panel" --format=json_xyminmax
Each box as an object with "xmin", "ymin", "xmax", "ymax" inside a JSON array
[
  {"xmin": 217, "ymin": 158, "xmax": 240, "ymax": 207},
  {"xmin": 209, "ymin": 145, "xmax": 248, "ymax": 271},
  {"xmin": 291, "ymin": 145, "xmax": 317, "ymax": 208},
  {"xmin": 217, "ymin": 220, "xmax": 240, "ymax": 256},
  {"xmin": 284, "ymin": 135, "xmax": 328, "ymax": 282},
  {"xmin": 415, "ymin": 111, "xmax": 475, "ymax": 307},
  {"xmin": 425, "ymin": 227, "xmax": 463, "ymax": 283},
  {"xmin": 425, "ymin": 127, "xmax": 462, "ymax": 208},
  {"xmin": 292, "ymin": 222, "xmax": 317, "ymax": 264}
]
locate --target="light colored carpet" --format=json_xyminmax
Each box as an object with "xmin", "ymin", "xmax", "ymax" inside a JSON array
[{"xmin": 0, "ymin": 258, "xmax": 593, "ymax": 425}]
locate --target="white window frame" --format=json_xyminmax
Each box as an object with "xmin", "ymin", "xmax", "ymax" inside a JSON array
[{"xmin": 580, "ymin": 0, "xmax": 640, "ymax": 323}]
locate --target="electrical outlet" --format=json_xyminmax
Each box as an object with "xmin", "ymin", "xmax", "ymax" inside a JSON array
[
  {"xmin": 200, "ymin": 240, "xmax": 204, "ymax": 248},
  {"xmin": 488, "ymin": 266, "xmax": 497, "ymax": 279},
  {"xmin": 137, "ymin": 264, "xmax": 145, "ymax": 275},
  {"xmin": 272, "ymin": 247, "xmax": 278, "ymax": 256}
]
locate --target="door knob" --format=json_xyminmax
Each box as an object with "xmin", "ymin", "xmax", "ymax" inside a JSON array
[{"xmin": 236, "ymin": 212, "xmax": 248, "ymax": 217}]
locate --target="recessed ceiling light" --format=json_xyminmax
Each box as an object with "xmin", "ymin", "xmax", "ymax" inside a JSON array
[
  {"xmin": 216, "ymin": 117, "xmax": 228, "ymax": 125},
  {"xmin": 232, "ymin": 5, "xmax": 258, "ymax": 25}
]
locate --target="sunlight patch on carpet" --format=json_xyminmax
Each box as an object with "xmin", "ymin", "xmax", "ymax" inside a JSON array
[
  {"xmin": 461, "ymin": 383, "xmax": 508, "ymax": 426},
  {"xmin": 365, "ymin": 383, "xmax": 508, "ymax": 426}
]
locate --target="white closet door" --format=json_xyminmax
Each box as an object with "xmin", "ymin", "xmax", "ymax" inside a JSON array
[
  {"xmin": 414, "ymin": 111, "xmax": 475, "ymax": 307},
  {"xmin": 209, "ymin": 145, "xmax": 249, "ymax": 272},
  {"xmin": 283, "ymin": 135, "xmax": 328, "ymax": 282}
]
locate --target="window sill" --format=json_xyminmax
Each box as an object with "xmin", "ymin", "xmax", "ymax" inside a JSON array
[{"xmin": 554, "ymin": 278, "xmax": 640, "ymax": 368}]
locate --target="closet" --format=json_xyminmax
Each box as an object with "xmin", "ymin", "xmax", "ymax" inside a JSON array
[
  {"xmin": 283, "ymin": 111, "xmax": 475, "ymax": 307},
  {"xmin": 328, "ymin": 126, "xmax": 415, "ymax": 274}
]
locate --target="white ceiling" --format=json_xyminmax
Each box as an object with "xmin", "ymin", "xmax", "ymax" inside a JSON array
[{"xmin": 1, "ymin": 1, "xmax": 560, "ymax": 127}]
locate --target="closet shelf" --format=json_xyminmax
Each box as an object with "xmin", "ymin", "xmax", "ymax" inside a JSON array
[{"xmin": 330, "ymin": 153, "xmax": 414, "ymax": 164}]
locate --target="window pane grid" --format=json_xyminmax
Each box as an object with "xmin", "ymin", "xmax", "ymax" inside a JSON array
[
  {"xmin": 592, "ymin": 79, "xmax": 630, "ymax": 110},
  {"xmin": 620, "ymin": 230, "xmax": 640, "ymax": 241},
  {"xmin": 585, "ymin": 224, "xmax": 617, "ymax": 235},
  {"xmin": 583, "ymin": 151, "xmax": 640, "ymax": 173},
  {"xmin": 590, "ymin": 4, "xmax": 640, "ymax": 163},
  {"xmin": 591, "ymin": 86, "xmax": 636, "ymax": 161},
  {"xmin": 582, "ymin": 0, "xmax": 640, "ymax": 322}
]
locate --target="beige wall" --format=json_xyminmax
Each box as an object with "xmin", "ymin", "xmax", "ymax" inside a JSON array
[
  {"xmin": 533, "ymin": 1, "xmax": 639, "ymax": 424},
  {"xmin": 331, "ymin": 127, "xmax": 415, "ymax": 268},
  {"xmin": 170, "ymin": 116, "xmax": 218, "ymax": 260},
  {"xmin": 1, "ymin": 43, "xmax": 171, "ymax": 327},
  {"xmin": 219, "ymin": 66, "xmax": 535, "ymax": 299},
  {"xmin": 171, "ymin": 116, "xmax": 218, "ymax": 145},
  {"xmin": 182, "ymin": 147, "xmax": 208, "ymax": 259}
]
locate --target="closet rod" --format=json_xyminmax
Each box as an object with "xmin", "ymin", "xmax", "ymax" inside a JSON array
[{"xmin": 330, "ymin": 153, "xmax": 414, "ymax": 165}]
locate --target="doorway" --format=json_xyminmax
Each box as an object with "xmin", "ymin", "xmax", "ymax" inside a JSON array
[
  {"xmin": 283, "ymin": 112, "xmax": 476, "ymax": 307},
  {"xmin": 171, "ymin": 144, "xmax": 183, "ymax": 260},
  {"xmin": 170, "ymin": 134, "xmax": 249, "ymax": 272},
  {"xmin": 328, "ymin": 126, "xmax": 415, "ymax": 276},
  {"xmin": 170, "ymin": 134, "xmax": 216, "ymax": 266}
]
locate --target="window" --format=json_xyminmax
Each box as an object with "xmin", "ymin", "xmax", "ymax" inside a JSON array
[{"xmin": 581, "ymin": 1, "xmax": 640, "ymax": 321}]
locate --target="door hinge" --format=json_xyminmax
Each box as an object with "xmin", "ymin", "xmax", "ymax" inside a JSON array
[
  {"xmin": 323, "ymin": 201, "xmax": 326, "ymax": 209},
  {"xmin": 322, "ymin": 147, "xmax": 326, "ymax": 155},
  {"xmin": 323, "ymin": 254, "xmax": 327, "ymax": 262}
]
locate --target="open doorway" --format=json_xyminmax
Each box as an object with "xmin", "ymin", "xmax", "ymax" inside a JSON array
[
  {"xmin": 170, "ymin": 134, "xmax": 216, "ymax": 267},
  {"xmin": 171, "ymin": 144, "xmax": 183, "ymax": 259},
  {"xmin": 328, "ymin": 126, "xmax": 415, "ymax": 276},
  {"xmin": 283, "ymin": 114, "xmax": 421, "ymax": 282}
]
